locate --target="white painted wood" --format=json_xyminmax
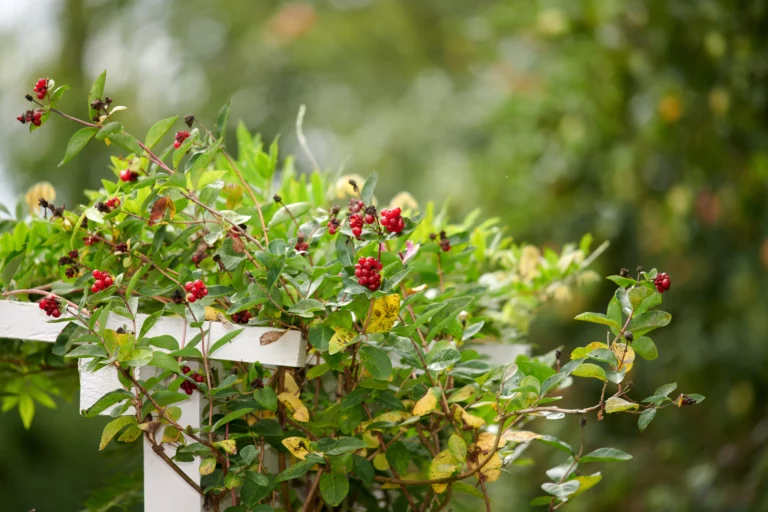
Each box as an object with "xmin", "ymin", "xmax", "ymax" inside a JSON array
[
  {"xmin": 142, "ymin": 365, "xmax": 204, "ymax": 512},
  {"xmin": 0, "ymin": 300, "xmax": 306, "ymax": 367}
]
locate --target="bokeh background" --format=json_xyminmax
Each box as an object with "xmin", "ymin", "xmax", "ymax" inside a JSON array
[{"xmin": 1, "ymin": 0, "xmax": 768, "ymax": 510}]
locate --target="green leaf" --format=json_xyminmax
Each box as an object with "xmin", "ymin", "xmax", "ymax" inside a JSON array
[
  {"xmin": 632, "ymin": 336, "xmax": 658, "ymax": 360},
  {"xmin": 108, "ymin": 133, "xmax": 143, "ymax": 155},
  {"xmin": 88, "ymin": 70, "xmax": 107, "ymax": 120},
  {"xmin": 541, "ymin": 480, "xmax": 580, "ymax": 500},
  {"xmin": 536, "ymin": 435, "xmax": 575, "ymax": 454},
  {"xmin": 320, "ymin": 471, "xmax": 349, "ymax": 507},
  {"xmin": 59, "ymin": 127, "xmax": 98, "ymax": 166},
  {"xmin": 574, "ymin": 312, "xmax": 620, "ymax": 330},
  {"xmin": 385, "ymin": 441, "xmax": 410, "ymax": 474},
  {"xmin": 275, "ymin": 458, "xmax": 317, "ymax": 482},
  {"xmin": 638, "ymin": 408, "xmax": 656, "ymax": 432},
  {"xmin": 2, "ymin": 247, "xmax": 26, "ymax": 286},
  {"xmin": 216, "ymin": 99, "xmax": 232, "ymax": 139},
  {"xmin": 240, "ymin": 445, "xmax": 258, "ymax": 466},
  {"xmin": 66, "ymin": 344, "xmax": 107, "ymax": 358},
  {"xmin": 147, "ymin": 335, "xmax": 179, "ymax": 351},
  {"xmin": 516, "ymin": 358, "xmax": 556, "ymax": 385},
  {"xmin": 352, "ymin": 455, "xmax": 374, "ymax": 487},
  {"xmin": 570, "ymin": 363, "xmax": 607, "ymax": 381},
  {"xmin": 95, "ymin": 122, "xmax": 123, "ymax": 141},
  {"xmin": 197, "ymin": 170, "xmax": 228, "ymax": 189},
  {"xmin": 253, "ymin": 387, "xmax": 278, "ymax": 412},
  {"xmin": 139, "ymin": 311, "xmax": 164, "ymax": 340},
  {"xmin": 448, "ymin": 434, "xmax": 467, "ymax": 462},
  {"xmin": 149, "ymin": 351, "xmax": 180, "ymax": 373},
  {"xmin": 50, "ymin": 85, "xmax": 70, "ymax": 107},
  {"xmin": 426, "ymin": 342, "xmax": 462, "ymax": 371},
  {"xmin": 18, "ymin": 394, "xmax": 34, "ymax": 429},
  {"xmin": 606, "ymin": 275, "xmax": 636, "ymax": 287},
  {"xmin": 325, "ymin": 437, "xmax": 367, "ymax": 456},
  {"xmin": 287, "ymin": 299, "xmax": 325, "ymax": 318},
  {"xmin": 628, "ymin": 286, "xmax": 652, "ymax": 309},
  {"xmin": 209, "ymin": 328, "xmax": 245, "ymax": 355},
  {"xmin": 82, "ymin": 389, "xmax": 134, "ymax": 417},
  {"xmin": 307, "ymin": 363, "xmax": 329, "ymax": 380},
  {"xmin": 580, "ymin": 447, "xmax": 633, "ymax": 463},
  {"xmin": 360, "ymin": 172, "xmax": 378, "ymax": 205},
  {"xmin": 359, "ymin": 345, "xmax": 392, "ymax": 380},
  {"xmin": 268, "ymin": 202, "xmax": 310, "ymax": 227},
  {"xmin": 654, "ymin": 382, "xmax": 677, "ymax": 397},
  {"xmin": 99, "ymin": 416, "xmax": 137, "ymax": 450},
  {"xmin": 52, "ymin": 322, "xmax": 79, "ymax": 357},
  {"xmin": 605, "ymin": 397, "xmax": 639, "ymax": 414},
  {"xmin": 145, "ymin": 116, "xmax": 179, "ymax": 149},
  {"xmin": 629, "ymin": 311, "xmax": 671, "ymax": 335},
  {"xmin": 211, "ymin": 408, "xmax": 254, "ymax": 432}
]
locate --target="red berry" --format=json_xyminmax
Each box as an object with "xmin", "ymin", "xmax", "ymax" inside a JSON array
[
  {"xmin": 194, "ymin": 279, "xmax": 204, "ymax": 289},
  {"xmin": 104, "ymin": 276, "xmax": 113, "ymax": 287},
  {"xmin": 185, "ymin": 282, "xmax": 194, "ymax": 292},
  {"xmin": 352, "ymin": 227, "xmax": 362, "ymax": 237},
  {"xmin": 200, "ymin": 287, "xmax": 208, "ymax": 297},
  {"xmin": 51, "ymin": 309, "xmax": 61, "ymax": 318},
  {"xmin": 187, "ymin": 293, "xmax": 196, "ymax": 303},
  {"xmin": 181, "ymin": 365, "xmax": 191, "ymax": 374},
  {"xmin": 91, "ymin": 284, "xmax": 99, "ymax": 293},
  {"xmin": 365, "ymin": 214, "xmax": 375, "ymax": 224},
  {"xmin": 92, "ymin": 270, "xmax": 101, "ymax": 279}
]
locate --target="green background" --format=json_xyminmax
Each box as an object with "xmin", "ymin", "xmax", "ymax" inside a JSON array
[{"xmin": 1, "ymin": 0, "xmax": 767, "ymax": 510}]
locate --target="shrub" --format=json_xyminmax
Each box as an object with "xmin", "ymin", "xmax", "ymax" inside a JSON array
[{"xmin": 0, "ymin": 73, "xmax": 703, "ymax": 511}]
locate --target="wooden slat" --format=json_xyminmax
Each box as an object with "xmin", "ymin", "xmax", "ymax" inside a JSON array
[{"xmin": 0, "ymin": 300, "xmax": 306, "ymax": 366}]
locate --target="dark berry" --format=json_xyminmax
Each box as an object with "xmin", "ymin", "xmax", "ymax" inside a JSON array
[{"xmin": 173, "ymin": 131, "xmax": 190, "ymax": 149}]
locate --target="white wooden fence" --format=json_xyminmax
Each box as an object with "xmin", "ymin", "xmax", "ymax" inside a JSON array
[{"xmin": 0, "ymin": 299, "xmax": 526, "ymax": 512}]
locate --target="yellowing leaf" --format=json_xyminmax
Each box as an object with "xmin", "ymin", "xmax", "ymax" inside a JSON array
[
  {"xmin": 278, "ymin": 392, "xmax": 310, "ymax": 422},
  {"xmin": 373, "ymin": 452, "xmax": 390, "ymax": 471},
  {"xmin": 204, "ymin": 306, "xmax": 225, "ymax": 321},
  {"xmin": 429, "ymin": 450, "xmax": 459, "ymax": 494},
  {"xmin": 412, "ymin": 388, "xmax": 439, "ymax": 416},
  {"xmin": 282, "ymin": 436, "xmax": 312, "ymax": 460},
  {"xmin": 366, "ymin": 294, "xmax": 401, "ymax": 334},
  {"xmin": 329, "ymin": 326, "xmax": 358, "ymax": 355},
  {"xmin": 25, "ymin": 181, "xmax": 56, "ymax": 215},
  {"xmin": 475, "ymin": 432, "xmax": 497, "ymax": 452},
  {"xmin": 363, "ymin": 411, "xmax": 412, "ymax": 431},
  {"xmin": 448, "ymin": 384, "xmax": 477, "ymax": 403},
  {"xmin": 611, "ymin": 342, "xmax": 635, "ymax": 372},
  {"xmin": 571, "ymin": 363, "xmax": 607, "ymax": 381},
  {"xmin": 283, "ymin": 371, "xmax": 300, "ymax": 397},
  {"xmin": 363, "ymin": 431, "xmax": 380, "ymax": 448},
  {"xmin": 162, "ymin": 425, "xmax": 181, "ymax": 443},
  {"xmin": 215, "ymin": 439, "xmax": 237, "ymax": 455},
  {"xmin": 571, "ymin": 341, "xmax": 608, "ymax": 359},
  {"xmin": 605, "ymin": 396, "xmax": 639, "ymax": 414},
  {"xmin": 478, "ymin": 453, "xmax": 502, "ymax": 482},
  {"xmin": 199, "ymin": 457, "xmax": 216, "ymax": 475},
  {"xmin": 148, "ymin": 196, "xmax": 176, "ymax": 226},
  {"xmin": 571, "ymin": 473, "xmax": 603, "ymax": 498},
  {"xmin": 501, "ymin": 430, "xmax": 543, "ymax": 444},
  {"xmin": 448, "ymin": 434, "xmax": 467, "ymax": 462},
  {"xmin": 451, "ymin": 404, "xmax": 486, "ymax": 429},
  {"xmin": 99, "ymin": 416, "xmax": 136, "ymax": 450}
]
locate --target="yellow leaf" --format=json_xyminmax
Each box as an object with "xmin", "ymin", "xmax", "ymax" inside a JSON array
[
  {"xmin": 204, "ymin": 307, "xmax": 225, "ymax": 321},
  {"xmin": 25, "ymin": 181, "xmax": 56, "ymax": 215},
  {"xmin": 571, "ymin": 473, "xmax": 603, "ymax": 497},
  {"xmin": 278, "ymin": 392, "xmax": 310, "ymax": 422},
  {"xmin": 610, "ymin": 342, "xmax": 635, "ymax": 372},
  {"xmin": 363, "ymin": 431, "xmax": 380, "ymax": 448},
  {"xmin": 479, "ymin": 453, "xmax": 502, "ymax": 482},
  {"xmin": 162, "ymin": 425, "xmax": 181, "ymax": 443},
  {"xmin": 329, "ymin": 326, "xmax": 358, "ymax": 355},
  {"xmin": 448, "ymin": 384, "xmax": 476, "ymax": 403},
  {"xmin": 215, "ymin": 439, "xmax": 237, "ymax": 455},
  {"xmin": 467, "ymin": 435, "xmax": 502, "ymax": 482},
  {"xmin": 199, "ymin": 457, "xmax": 216, "ymax": 475},
  {"xmin": 412, "ymin": 388, "xmax": 439, "ymax": 416},
  {"xmin": 282, "ymin": 436, "xmax": 312, "ymax": 460},
  {"xmin": 334, "ymin": 173, "xmax": 366, "ymax": 199},
  {"xmin": 571, "ymin": 341, "xmax": 608, "ymax": 359},
  {"xmin": 501, "ymin": 430, "xmax": 543, "ymax": 444},
  {"xmin": 363, "ymin": 411, "xmax": 412, "ymax": 431},
  {"xmin": 429, "ymin": 450, "xmax": 460, "ymax": 493},
  {"xmin": 283, "ymin": 371, "xmax": 300, "ymax": 397},
  {"xmin": 373, "ymin": 452, "xmax": 390, "ymax": 470},
  {"xmin": 366, "ymin": 294, "xmax": 401, "ymax": 334},
  {"xmin": 474, "ymin": 432, "xmax": 497, "ymax": 452},
  {"xmin": 451, "ymin": 404, "xmax": 485, "ymax": 429}
]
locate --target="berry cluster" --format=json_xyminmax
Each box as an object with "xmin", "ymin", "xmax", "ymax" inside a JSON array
[
  {"xmin": 91, "ymin": 270, "xmax": 114, "ymax": 293},
  {"xmin": 184, "ymin": 279, "xmax": 208, "ymax": 303},
  {"xmin": 232, "ymin": 311, "xmax": 252, "ymax": 324},
  {"xmin": 58, "ymin": 250, "xmax": 80, "ymax": 279},
  {"xmin": 653, "ymin": 272, "xmax": 671, "ymax": 293},
  {"xmin": 327, "ymin": 217, "xmax": 340, "ymax": 235},
  {"xmin": 38, "ymin": 295, "xmax": 62, "ymax": 318},
  {"xmin": 355, "ymin": 256, "xmax": 383, "ymax": 291},
  {"xmin": 348, "ymin": 198, "xmax": 365, "ymax": 214},
  {"xmin": 114, "ymin": 242, "xmax": 128, "ymax": 253},
  {"xmin": 380, "ymin": 207, "xmax": 404, "ymax": 234},
  {"xmin": 180, "ymin": 365, "xmax": 205, "ymax": 395},
  {"xmin": 438, "ymin": 231, "xmax": 451, "ymax": 252},
  {"xmin": 349, "ymin": 214, "xmax": 364, "ymax": 237},
  {"xmin": 17, "ymin": 110, "xmax": 43, "ymax": 126},
  {"xmin": 33, "ymin": 78, "xmax": 49, "ymax": 100},
  {"xmin": 105, "ymin": 197, "xmax": 120, "ymax": 210},
  {"xmin": 294, "ymin": 234, "xmax": 309, "ymax": 254},
  {"xmin": 119, "ymin": 170, "xmax": 139, "ymax": 182},
  {"xmin": 364, "ymin": 207, "xmax": 377, "ymax": 225},
  {"xmin": 83, "ymin": 235, "xmax": 98, "ymax": 246},
  {"xmin": 174, "ymin": 131, "xmax": 190, "ymax": 149}
]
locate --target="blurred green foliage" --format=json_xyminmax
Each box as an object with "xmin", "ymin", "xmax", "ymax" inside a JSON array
[{"xmin": 1, "ymin": 0, "xmax": 767, "ymax": 510}]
